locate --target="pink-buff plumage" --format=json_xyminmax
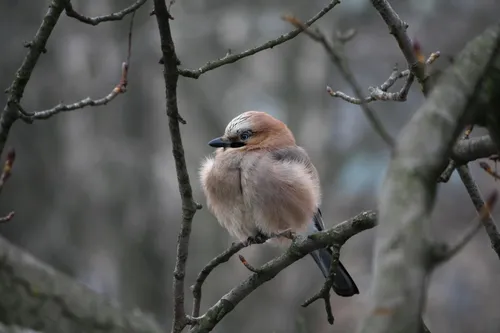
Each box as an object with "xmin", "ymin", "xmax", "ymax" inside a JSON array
[{"xmin": 199, "ymin": 111, "xmax": 359, "ymax": 297}]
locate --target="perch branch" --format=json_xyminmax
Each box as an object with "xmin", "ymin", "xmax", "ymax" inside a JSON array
[
  {"xmin": 191, "ymin": 230, "xmax": 293, "ymax": 318},
  {"xmin": 65, "ymin": 0, "xmax": 147, "ymax": 26},
  {"xmin": 178, "ymin": 0, "xmax": 341, "ymax": 79},
  {"xmin": 190, "ymin": 211, "xmax": 377, "ymax": 333}
]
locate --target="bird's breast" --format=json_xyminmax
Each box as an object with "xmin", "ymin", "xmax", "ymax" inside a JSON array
[{"xmin": 201, "ymin": 153, "xmax": 257, "ymax": 240}]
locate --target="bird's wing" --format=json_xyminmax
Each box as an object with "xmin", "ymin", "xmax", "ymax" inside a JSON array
[
  {"xmin": 241, "ymin": 145, "xmax": 321, "ymax": 234},
  {"xmin": 270, "ymin": 146, "xmax": 325, "ymax": 231}
]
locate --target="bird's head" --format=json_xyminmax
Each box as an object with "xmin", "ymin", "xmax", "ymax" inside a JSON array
[{"xmin": 208, "ymin": 111, "xmax": 295, "ymax": 151}]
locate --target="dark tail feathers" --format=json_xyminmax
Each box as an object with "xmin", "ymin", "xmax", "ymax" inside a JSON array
[{"xmin": 310, "ymin": 247, "xmax": 359, "ymax": 297}]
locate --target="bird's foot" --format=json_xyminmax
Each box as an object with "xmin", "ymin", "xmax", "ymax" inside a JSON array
[{"xmin": 245, "ymin": 232, "xmax": 268, "ymax": 246}]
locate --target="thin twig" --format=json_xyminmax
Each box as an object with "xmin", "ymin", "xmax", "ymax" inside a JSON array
[
  {"xmin": 0, "ymin": 148, "xmax": 15, "ymax": 196},
  {"xmin": 327, "ymin": 53, "xmax": 440, "ymax": 104},
  {"xmin": 191, "ymin": 242, "xmax": 246, "ymax": 318},
  {"xmin": 0, "ymin": 211, "xmax": 15, "ymax": 224},
  {"xmin": 301, "ymin": 245, "xmax": 340, "ymax": 325},
  {"xmin": 0, "ymin": 148, "xmax": 16, "ymax": 225},
  {"xmin": 65, "ymin": 0, "xmax": 147, "ymax": 26},
  {"xmin": 369, "ymin": 0, "xmax": 429, "ymax": 91},
  {"xmin": 238, "ymin": 255, "xmax": 263, "ymax": 273},
  {"xmin": 153, "ymin": 2, "xmax": 200, "ymax": 333},
  {"xmin": 479, "ymin": 161, "xmax": 500, "ymax": 180},
  {"xmin": 178, "ymin": 0, "xmax": 341, "ymax": 79},
  {"xmin": 17, "ymin": 13, "xmax": 136, "ymax": 122},
  {"xmin": 438, "ymin": 125, "xmax": 474, "ymax": 183},
  {"xmin": 457, "ymin": 165, "xmax": 500, "ymax": 259},
  {"xmin": 432, "ymin": 190, "xmax": 498, "ymax": 264},
  {"xmin": 283, "ymin": 15, "xmax": 394, "ymax": 147},
  {"xmin": 191, "ymin": 228, "xmax": 294, "ymax": 318}
]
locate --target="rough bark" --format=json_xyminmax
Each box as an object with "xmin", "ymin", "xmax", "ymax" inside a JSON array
[
  {"xmin": 358, "ymin": 22, "xmax": 500, "ymax": 333},
  {"xmin": 0, "ymin": 235, "xmax": 163, "ymax": 333}
]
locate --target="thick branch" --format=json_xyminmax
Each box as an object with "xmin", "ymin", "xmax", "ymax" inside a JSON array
[
  {"xmin": 0, "ymin": 235, "xmax": 163, "ymax": 333},
  {"xmin": 65, "ymin": 0, "xmax": 147, "ymax": 26},
  {"xmin": 451, "ymin": 135, "xmax": 496, "ymax": 163},
  {"xmin": 0, "ymin": 0, "xmax": 68, "ymax": 157},
  {"xmin": 153, "ymin": 2, "xmax": 199, "ymax": 333},
  {"xmin": 178, "ymin": 0, "xmax": 340, "ymax": 79},
  {"xmin": 190, "ymin": 211, "xmax": 377, "ymax": 333},
  {"xmin": 359, "ymin": 23, "xmax": 500, "ymax": 333}
]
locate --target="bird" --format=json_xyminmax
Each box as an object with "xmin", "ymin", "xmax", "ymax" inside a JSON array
[{"xmin": 199, "ymin": 110, "xmax": 359, "ymax": 297}]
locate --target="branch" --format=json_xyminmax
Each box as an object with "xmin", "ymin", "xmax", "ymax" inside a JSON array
[
  {"xmin": 0, "ymin": 212, "xmax": 15, "ymax": 224},
  {"xmin": 438, "ymin": 125, "xmax": 474, "ymax": 183},
  {"xmin": 191, "ymin": 234, "xmax": 277, "ymax": 318},
  {"xmin": 283, "ymin": 15, "xmax": 394, "ymax": 147},
  {"xmin": 431, "ymin": 190, "xmax": 497, "ymax": 264},
  {"xmin": 65, "ymin": 0, "xmax": 147, "ymax": 26},
  {"xmin": 484, "ymin": 105, "xmax": 500, "ymax": 154},
  {"xmin": 20, "ymin": 63, "xmax": 129, "ymax": 121},
  {"xmin": 452, "ymin": 135, "xmax": 497, "ymax": 163},
  {"xmin": 153, "ymin": 2, "xmax": 199, "ymax": 333},
  {"xmin": 177, "ymin": 0, "xmax": 341, "ymax": 79},
  {"xmin": 479, "ymin": 161, "xmax": 500, "ymax": 180},
  {"xmin": 190, "ymin": 211, "xmax": 377, "ymax": 333},
  {"xmin": 0, "ymin": 148, "xmax": 16, "ymax": 224},
  {"xmin": 457, "ymin": 165, "xmax": 500, "ymax": 259},
  {"xmin": 0, "ymin": 235, "xmax": 164, "ymax": 333},
  {"xmin": 0, "ymin": 148, "xmax": 16, "ymax": 196},
  {"xmin": 359, "ymin": 23, "xmax": 500, "ymax": 333},
  {"xmin": 369, "ymin": 0, "xmax": 429, "ymax": 93},
  {"xmin": 301, "ymin": 245, "xmax": 340, "ymax": 325},
  {"xmin": 0, "ymin": 0, "xmax": 68, "ymax": 157},
  {"xmin": 17, "ymin": 13, "xmax": 136, "ymax": 122},
  {"xmin": 327, "ymin": 53, "xmax": 440, "ymax": 105}
]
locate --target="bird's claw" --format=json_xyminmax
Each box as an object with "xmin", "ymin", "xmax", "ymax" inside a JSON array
[{"xmin": 245, "ymin": 232, "xmax": 268, "ymax": 246}]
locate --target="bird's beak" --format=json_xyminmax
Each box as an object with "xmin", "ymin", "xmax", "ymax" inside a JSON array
[{"xmin": 208, "ymin": 137, "xmax": 231, "ymax": 148}]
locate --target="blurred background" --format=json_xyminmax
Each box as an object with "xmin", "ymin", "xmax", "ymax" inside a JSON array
[{"xmin": 0, "ymin": 0, "xmax": 499, "ymax": 332}]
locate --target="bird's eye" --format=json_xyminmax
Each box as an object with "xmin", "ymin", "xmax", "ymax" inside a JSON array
[{"xmin": 240, "ymin": 131, "xmax": 252, "ymax": 141}]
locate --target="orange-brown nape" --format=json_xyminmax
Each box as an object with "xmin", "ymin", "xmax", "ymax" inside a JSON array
[{"xmin": 207, "ymin": 111, "xmax": 296, "ymax": 150}]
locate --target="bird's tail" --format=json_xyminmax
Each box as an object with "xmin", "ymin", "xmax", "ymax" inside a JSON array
[{"xmin": 310, "ymin": 247, "xmax": 359, "ymax": 297}]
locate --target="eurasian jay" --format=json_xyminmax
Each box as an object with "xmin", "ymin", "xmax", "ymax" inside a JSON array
[{"xmin": 199, "ymin": 111, "xmax": 359, "ymax": 297}]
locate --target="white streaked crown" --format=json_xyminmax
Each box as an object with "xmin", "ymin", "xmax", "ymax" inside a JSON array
[{"xmin": 224, "ymin": 112, "xmax": 253, "ymax": 137}]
